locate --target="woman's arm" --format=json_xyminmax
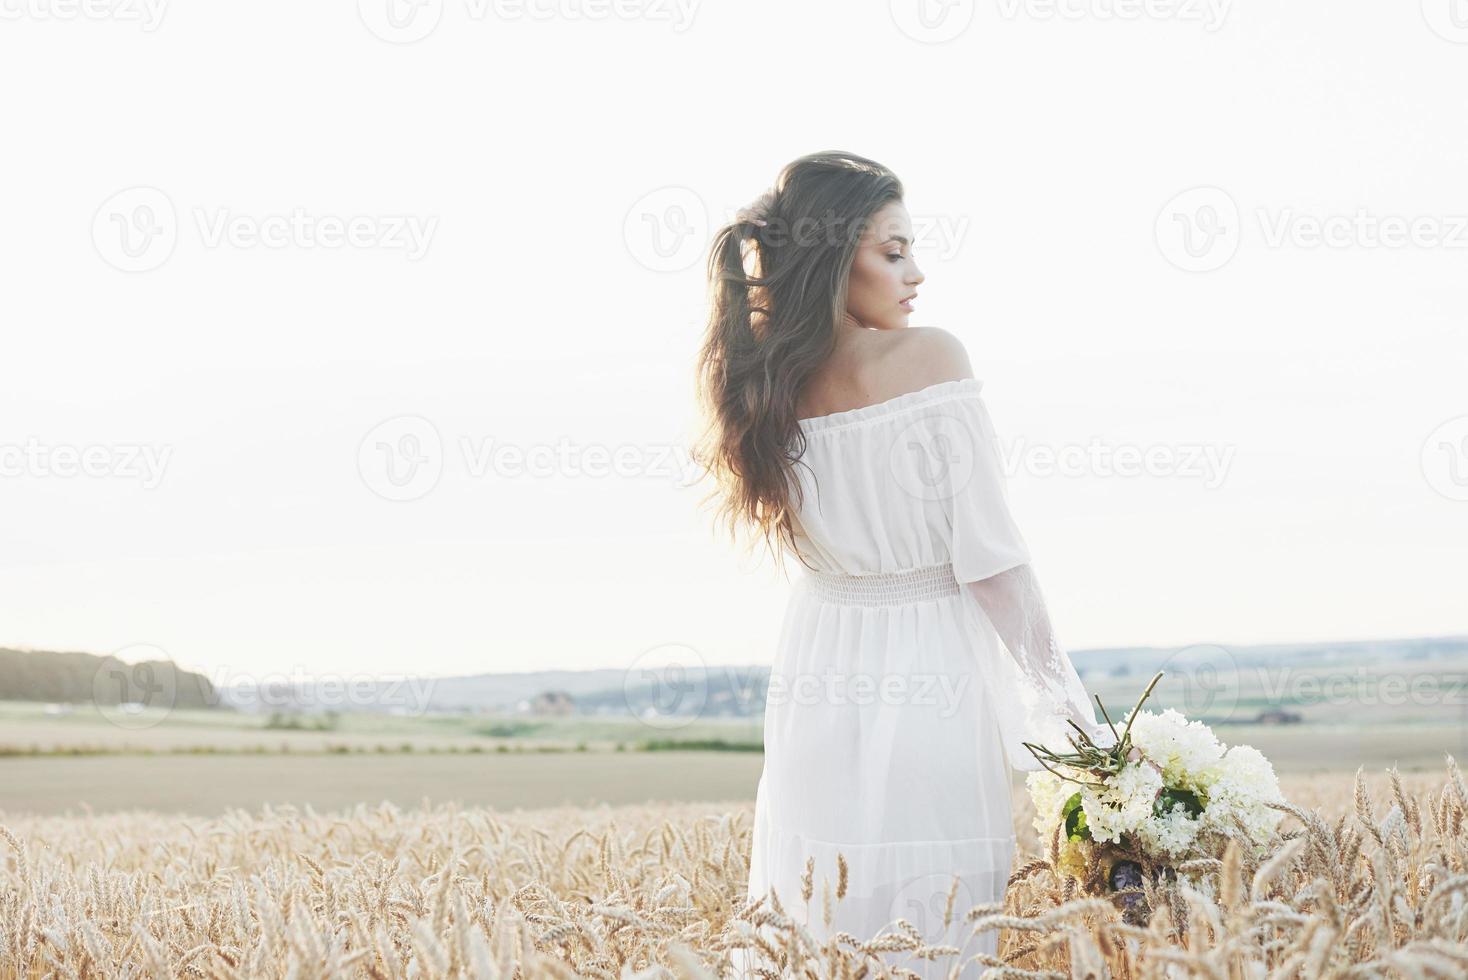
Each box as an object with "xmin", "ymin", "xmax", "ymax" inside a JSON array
[{"xmin": 964, "ymin": 563, "xmax": 1114, "ymax": 747}]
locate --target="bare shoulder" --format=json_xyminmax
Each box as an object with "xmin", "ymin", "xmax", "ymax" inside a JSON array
[
  {"xmin": 802, "ymin": 326, "xmax": 978, "ymax": 418},
  {"xmin": 881, "ymin": 326, "xmax": 975, "ymax": 390}
]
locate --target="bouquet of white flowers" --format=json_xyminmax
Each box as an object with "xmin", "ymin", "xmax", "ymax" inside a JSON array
[{"xmin": 1024, "ymin": 672, "xmax": 1287, "ymax": 921}]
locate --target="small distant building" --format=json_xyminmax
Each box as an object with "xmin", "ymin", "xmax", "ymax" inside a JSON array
[
  {"xmin": 1255, "ymin": 708, "xmax": 1303, "ymax": 724},
  {"xmin": 529, "ymin": 690, "xmax": 575, "ymax": 716}
]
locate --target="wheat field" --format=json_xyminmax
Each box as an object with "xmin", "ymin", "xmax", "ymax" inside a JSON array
[{"xmin": 3, "ymin": 762, "xmax": 1468, "ymax": 978}]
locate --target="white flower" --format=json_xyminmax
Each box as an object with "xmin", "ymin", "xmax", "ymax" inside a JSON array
[
  {"xmin": 1080, "ymin": 761, "xmax": 1163, "ymax": 845},
  {"xmin": 1125, "ymin": 708, "xmax": 1224, "ymax": 792},
  {"xmin": 1026, "ymin": 767, "xmax": 1083, "ymax": 842},
  {"xmin": 1199, "ymin": 744, "xmax": 1285, "ymax": 849},
  {"xmin": 1135, "ymin": 794, "xmax": 1204, "ymax": 858}
]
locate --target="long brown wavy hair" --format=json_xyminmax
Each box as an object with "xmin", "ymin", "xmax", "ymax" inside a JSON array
[{"xmin": 690, "ymin": 151, "xmax": 905, "ymax": 576}]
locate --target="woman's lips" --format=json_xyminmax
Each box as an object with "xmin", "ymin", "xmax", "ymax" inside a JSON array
[{"xmin": 899, "ymin": 296, "xmax": 915, "ymax": 311}]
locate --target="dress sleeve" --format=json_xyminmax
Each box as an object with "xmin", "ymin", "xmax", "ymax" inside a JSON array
[
  {"xmin": 963, "ymin": 565, "xmax": 1115, "ymax": 768},
  {"xmin": 936, "ymin": 382, "xmax": 1031, "ymax": 584},
  {"xmin": 929, "ymin": 385, "xmax": 1115, "ymax": 770}
]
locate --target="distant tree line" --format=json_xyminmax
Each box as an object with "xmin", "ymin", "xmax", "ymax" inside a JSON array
[{"xmin": 0, "ymin": 648, "xmax": 218, "ymax": 709}]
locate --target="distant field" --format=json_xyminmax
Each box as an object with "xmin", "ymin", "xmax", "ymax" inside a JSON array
[
  {"xmin": 1077, "ymin": 656, "xmax": 1468, "ymax": 729},
  {"xmin": 1, "ymin": 723, "xmax": 1463, "ymax": 816},
  {"xmin": 0, "ymin": 751, "xmax": 769, "ymax": 816},
  {"xmin": 0, "ymin": 699, "xmax": 763, "ymax": 754},
  {"xmin": 3, "ymin": 668, "xmax": 1466, "ymax": 817}
]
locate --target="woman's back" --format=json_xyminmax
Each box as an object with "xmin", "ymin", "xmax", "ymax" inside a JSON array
[
  {"xmin": 794, "ymin": 325, "xmax": 968, "ymax": 422},
  {"xmin": 784, "ymin": 328, "xmax": 1031, "ymax": 583}
]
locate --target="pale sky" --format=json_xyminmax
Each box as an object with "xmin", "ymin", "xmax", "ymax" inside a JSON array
[{"xmin": 2, "ymin": 1, "xmax": 1466, "ymax": 686}]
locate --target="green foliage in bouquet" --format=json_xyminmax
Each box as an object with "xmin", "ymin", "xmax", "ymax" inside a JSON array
[
  {"xmin": 1061, "ymin": 792, "xmax": 1086, "ymax": 842},
  {"xmin": 1022, "ymin": 669, "xmax": 1166, "ymax": 789}
]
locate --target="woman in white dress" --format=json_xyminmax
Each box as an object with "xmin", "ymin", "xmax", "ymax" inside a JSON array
[{"xmin": 692, "ymin": 152, "xmax": 1115, "ymax": 978}]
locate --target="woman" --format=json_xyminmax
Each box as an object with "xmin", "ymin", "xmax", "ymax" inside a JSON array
[{"xmin": 692, "ymin": 151, "xmax": 1115, "ymax": 977}]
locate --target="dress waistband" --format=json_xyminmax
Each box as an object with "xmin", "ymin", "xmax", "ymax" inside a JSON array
[{"xmin": 801, "ymin": 561, "xmax": 963, "ymax": 606}]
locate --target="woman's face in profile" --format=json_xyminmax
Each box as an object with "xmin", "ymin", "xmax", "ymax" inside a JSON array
[{"xmin": 844, "ymin": 201, "xmax": 924, "ymax": 331}]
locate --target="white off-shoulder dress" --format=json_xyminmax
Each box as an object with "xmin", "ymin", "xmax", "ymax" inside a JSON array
[{"xmin": 734, "ymin": 377, "xmax": 1110, "ymax": 979}]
